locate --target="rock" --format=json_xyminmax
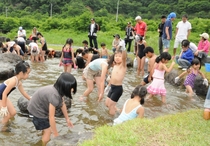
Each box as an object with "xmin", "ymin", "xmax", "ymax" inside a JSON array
[
  {"xmin": 17, "ymin": 91, "xmax": 72, "ymax": 117},
  {"xmin": 206, "ymin": 56, "xmax": 210, "ymax": 63},
  {"xmin": 126, "ymin": 57, "xmax": 133, "ymax": 67},
  {"xmin": 47, "ymin": 131, "xmax": 93, "ymax": 146},
  {"xmin": 0, "ymin": 53, "xmax": 22, "ymax": 80},
  {"xmin": 165, "ymin": 69, "xmax": 208, "ymax": 97},
  {"xmin": 54, "ymin": 51, "xmax": 62, "ymax": 58}
]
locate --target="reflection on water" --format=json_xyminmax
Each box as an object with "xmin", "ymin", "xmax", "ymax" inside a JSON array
[{"xmin": 0, "ymin": 58, "xmax": 205, "ymax": 145}]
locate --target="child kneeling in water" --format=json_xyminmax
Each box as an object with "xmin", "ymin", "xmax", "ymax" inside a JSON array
[
  {"xmin": 113, "ymin": 85, "xmax": 147, "ymax": 125},
  {"xmin": 27, "ymin": 73, "xmax": 77, "ymax": 146}
]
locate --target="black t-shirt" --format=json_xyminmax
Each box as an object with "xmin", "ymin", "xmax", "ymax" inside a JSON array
[{"xmin": 158, "ymin": 23, "xmax": 165, "ymax": 37}]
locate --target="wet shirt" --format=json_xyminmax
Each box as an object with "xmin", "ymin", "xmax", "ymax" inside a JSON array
[{"xmin": 27, "ymin": 85, "xmax": 63, "ymax": 118}]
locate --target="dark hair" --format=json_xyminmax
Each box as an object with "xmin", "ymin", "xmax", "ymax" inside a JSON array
[
  {"xmin": 6, "ymin": 38, "xmax": 10, "ymax": 42},
  {"xmin": 181, "ymin": 39, "xmax": 190, "ymax": 47},
  {"xmin": 182, "ymin": 15, "xmax": 188, "ymax": 19},
  {"xmin": 36, "ymin": 32, "xmax": 43, "ymax": 37},
  {"xmin": 155, "ymin": 52, "xmax": 171, "ymax": 63},
  {"xmin": 161, "ymin": 15, "xmax": 166, "ymax": 19},
  {"xmin": 66, "ymin": 38, "xmax": 73, "ymax": 45},
  {"xmin": 191, "ymin": 58, "xmax": 201, "ymax": 69},
  {"xmin": 101, "ymin": 43, "xmax": 106, "ymax": 47},
  {"xmin": 15, "ymin": 61, "xmax": 30, "ymax": 75},
  {"xmin": 0, "ymin": 42, "xmax": 3, "ymax": 48},
  {"xmin": 143, "ymin": 46, "xmax": 154, "ymax": 54},
  {"xmin": 54, "ymin": 73, "xmax": 77, "ymax": 99},
  {"xmin": 82, "ymin": 49, "xmax": 89, "ymax": 56},
  {"xmin": 32, "ymin": 37, "xmax": 37, "ymax": 42},
  {"xmin": 131, "ymin": 85, "xmax": 147, "ymax": 105},
  {"xmin": 2, "ymin": 47, "xmax": 7, "ymax": 53},
  {"xmin": 107, "ymin": 54, "xmax": 115, "ymax": 68},
  {"xmin": 82, "ymin": 40, "xmax": 88, "ymax": 45}
]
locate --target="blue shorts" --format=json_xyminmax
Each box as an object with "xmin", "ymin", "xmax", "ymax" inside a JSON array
[
  {"xmin": 162, "ymin": 39, "xmax": 170, "ymax": 49},
  {"xmin": 32, "ymin": 116, "xmax": 50, "ymax": 130}
]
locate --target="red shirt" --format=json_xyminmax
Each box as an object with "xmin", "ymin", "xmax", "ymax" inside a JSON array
[{"xmin": 134, "ymin": 21, "xmax": 147, "ymax": 36}]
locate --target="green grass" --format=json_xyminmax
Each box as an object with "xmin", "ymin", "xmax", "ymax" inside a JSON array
[{"xmin": 80, "ymin": 109, "xmax": 210, "ymax": 146}]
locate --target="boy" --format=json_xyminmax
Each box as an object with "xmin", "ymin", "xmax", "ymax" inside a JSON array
[
  {"xmin": 100, "ymin": 43, "xmax": 109, "ymax": 59},
  {"xmin": 105, "ymin": 49, "xmax": 127, "ymax": 116},
  {"xmin": 141, "ymin": 47, "xmax": 157, "ymax": 85}
]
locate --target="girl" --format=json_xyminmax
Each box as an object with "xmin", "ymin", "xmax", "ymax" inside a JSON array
[
  {"xmin": 37, "ymin": 32, "xmax": 48, "ymax": 62},
  {"xmin": 0, "ymin": 61, "xmax": 31, "ymax": 126},
  {"xmin": 175, "ymin": 58, "xmax": 208, "ymax": 99},
  {"xmin": 147, "ymin": 52, "xmax": 175, "ymax": 103},
  {"xmin": 136, "ymin": 35, "xmax": 147, "ymax": 76},
  {"xmin": 29, "ymin": 37, "xmax": 40, "ymax": 62},
  {"xmin": 60, "ymin": 38, "xmax": 76, "ymax": 73},
  {"xmin": 113, "ymin": 85, "xmax": 147, "ymax": 125},
  {"xmin": 100, "ymin": 43, "xmax": 109, "ymax": 59},
  {"xmin": 81, "ymin": 55, "xmax": 114, "ymax": 102},
  {"xmin": 27, "ymin": 73, "xmax": 77, "ymax": 146}
]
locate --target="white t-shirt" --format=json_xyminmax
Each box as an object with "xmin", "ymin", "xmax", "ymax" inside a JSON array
[
  {"xmin": 90, "ymin": 23, "xmax": 95, "ymax": 36},
  {"xmin": 18, "ymin": 30, "xmax": 26, "ymax": 37},
  {"xmin": 29, "ymin": 42, "xmax": 40, "ymax": 54},
  {"xmin": 189, "ymin": 42, "xmax": 197, "ymax": 53},
  {"xmin": 118, "ymin": 39, "xmax": 126, "ymax": 51},
  {"xmin": 176, "ymin": 21, "xmax": 192, "ymax": 40},
  {"xmin": 17, "ymin": 37, "xmax": 25, "ymax": 42}
]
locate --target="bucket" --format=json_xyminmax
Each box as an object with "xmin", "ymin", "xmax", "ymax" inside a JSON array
[{"xmin": 205, "ymin": 63, "xmax": 210, "ymax": 72}]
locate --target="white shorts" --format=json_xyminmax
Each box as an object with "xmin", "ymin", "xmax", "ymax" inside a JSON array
[{"xmin": 174, "ymin": 38, "xmax": 184, "ymax": 49}]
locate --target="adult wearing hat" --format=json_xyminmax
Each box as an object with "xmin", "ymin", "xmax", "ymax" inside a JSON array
[
  {"xmin": 17, "ymin": 26, "xmax": 26, "ymax": 40},
  {"xmin": 162, "ymin": 12, "xmax": 176, "ymax": 52},
  {"xmin": 134, "ymin": 16, "xmax": 147, "ymax": 54},
  {"xmin": 124, "ymin": 22, "xmax": 134, "ymax": 53},
  {"xmin": 88, "ymin": 18, "xmax": 100, "ymax": 54}
]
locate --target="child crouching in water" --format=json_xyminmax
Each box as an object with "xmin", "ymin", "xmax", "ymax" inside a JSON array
[
  {"xmin": 113, "ymin": 85, "xmax": 147, "ymax": 125},
  {"xmin": 175, "ymin": 58, "xmax": 208, "ymax": 100},
  {"xmin": 147, "ymin": 52, "xmax": 175, "ymax": 103},
  {"xmin": 27, "ymin": 73, "xmax": 77, "ymax": 146}
]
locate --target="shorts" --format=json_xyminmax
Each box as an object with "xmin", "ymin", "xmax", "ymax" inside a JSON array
[
  {"xmin": 162, "ymin": 39, "xmax": 170, "ymax": 49},
  {"xmin": 83, "ymin": 66, "xmax": 101, "ymax": 80},
  {"xmin": 174, "ymin": 39, "xmax": 182, "ymax": 48},
  {"xmin": 143, "ymin": 74, "xmax": 153, "ymax": 84},
  {"xmin": 31, "ymin": 51, "xmax": 39, "ymax": 56},
  {"xmin": 32, "ymin": 116, "xmax": 50, "ymax": 130},
  {"xmin": 107, "ymin": 84, "xmax": 123, "ymax": 102}
]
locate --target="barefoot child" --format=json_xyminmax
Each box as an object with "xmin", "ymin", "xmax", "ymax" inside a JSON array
[
  {"xmin": 0, "ymin": 61, "xmax": 31, "ymax": 125},
  {"xmin": 27, "ymin": 73, "xmax": 77, "ymax": 146},
  {"xmin": 174, "ymin": 58, "xmax": 208, "ymax": 99},
  {"xmin": 60, "ymin": 38, "xmax": 76, "ymax": 73},
  {"xmin": 100, "ymin": 43, "xmax": 109, "ymax": 59},
  {"xmin": 113, "ymin": 85, "xmax": 147, "ymax": 125},
  {"xmin": 147, "ymin": 52, "xmax": 175, "ymax": 103},
  {"xmin": 141, "ymin": 46, "xmax": 157, "ymax": 85},
  {"xmin": 105, "ymin": 49, "xmax": 127, "ymax": 116}
]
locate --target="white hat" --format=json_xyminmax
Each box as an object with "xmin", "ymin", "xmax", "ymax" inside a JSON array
[
  {"xmin": 135, "ymin": 16, "xmax": 142, "ymax": 20},
  {"xmin": 19, "ymin": 26, "xmax": 23, "ymax": 30},
  {"xmin": 200, "ymin": 33, "xmax": 209, "ymax": 40}
]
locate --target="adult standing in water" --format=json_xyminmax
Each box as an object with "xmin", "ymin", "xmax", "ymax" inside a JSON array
[
  {"xmin": 134, "ymin": 16, "xmax": 147, "ymax": 55},
  {"xmin": 173, "ymin": 15, "xmax": 192, "ymax": 58},
  {"xmin": 37, "ymin": 32, "xmax": 48, "ymax": 62},
  {"xmin": 88, "ymin": 18, "xmax": 100, "ymax": 54},
  {"xmin": 162, "ymin": 12, "xmax": 176, "ymax": 52},
  {"xmin": 157, "ymin": 15, "xmax": 166, "ymax": 54}
]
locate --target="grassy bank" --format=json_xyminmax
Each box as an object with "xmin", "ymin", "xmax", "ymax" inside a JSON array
[{"xmin": 80, "ymin": 109, "xmax": 210, "ymax": 146}]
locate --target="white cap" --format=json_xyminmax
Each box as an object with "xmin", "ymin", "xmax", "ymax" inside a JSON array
[
  {"xmin": 19, "ymin": 26, "xmax": 23, "ymax": 30},
  {"xmin": 135, "ymin": 16, "xmax": 142, "ymax": 20},
  {"xmin": 200, "ymin": 33, "xmax": 209, "ymax": 40}
]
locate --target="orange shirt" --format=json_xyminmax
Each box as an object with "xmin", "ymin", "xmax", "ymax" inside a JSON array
[{"xmin": 134, "ymin": 21, "xmax": 147, "ymax": 36}]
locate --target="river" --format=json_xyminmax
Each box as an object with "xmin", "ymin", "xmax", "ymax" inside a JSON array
[{"xmin": 0, "ymin": 58, "xmax": 205, "ymax": 146}]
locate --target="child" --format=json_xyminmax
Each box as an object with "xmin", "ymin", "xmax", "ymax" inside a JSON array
[
  {"xmin": 141, "ymin": 46, "xmax": 157, "ymax": 85},
  {"xmin": 147, "ymin": 52, "xmax": 175, "ymax": 103},
  {"xmin": 0, "ymin": 61, "xmax": 31, "ymax": 126},
  {"xmin": 113, "ymin": 85, "xmax": 147, "ymax": 125},
  {"xmin": 105, "ymin": 49, "xmax": 127, "ymax": 116},
  {"xmin": 82, "ymin": 49, "xmax": 99, "ymax": 66},
  {"xmin": 60, "ymin": 38, "xmax": 76, "ymax": 73},
  {"xmin": 37, "ymin": 32, "xmax": 48, "ymax": 62},
  {"xmin": 136, "ymin": 35, "xmax": 147, "ymax": 76},
  {"xmin": 29, "ymin": 37, "xmax": 40, "ymax": 62},
  {"xmin": 174, "ymin": 58, "xmax": 208, "ymax": 99},
  {"xmin": 27, "ymin": 73, "xmax": 76, "ymax": 146},
  {"xmin": 100, "ymin": 43, "xmax": 109, "ymax": 59}
]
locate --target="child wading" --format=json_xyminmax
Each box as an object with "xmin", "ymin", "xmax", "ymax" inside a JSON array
[
  {"xmin": 27, "ymin": 73, "xmax": 77, "ymax": 146},
  {"xmin": 0, "ymin": 61, "xmax": 31, "ymax": 129},
  {"xmin": 147, "ymin": 52, "xmax": 175, "ymax": 103},
  {"xmin": 113, "ymin": 85, "xmax": 147, "ymax": 125},
  {"xmin": 175, "ymin": 58, "xmax": 208, "ymax": 100}
]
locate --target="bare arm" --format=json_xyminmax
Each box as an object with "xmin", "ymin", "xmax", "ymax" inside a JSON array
[
  {"xmin": 162, "ymin": 61, "xmax": 175, "ymax": 73},
  {"xmin": 165, "ymin": 27, "xmax": 170, "ymax": 39},
  {"xmin": 137, "ymin": 106, "xmax": 144, "ymax": 118},
  {"xmin": 98, "ymin": 64, "xmax": 108, "ymax": 101},
  {"xmin": 85, "ymin": 54, "xmax": 92, "ymax": 66},
  {"xmin": 18, "ymin": 82, "xmax": 31, "ymax": 100},
  {"xmin": 187, "ymin": 29, "xmax": 191, "ymax": 39},
  {"xmin": 71, "ymin": 48, "xmax": 76, "ymax": 65},
  {"xmin": 198, "ymin": 70, "xmax": 206, "ymax": 79},
  {"xmin": 175, "ymin": 28, "xmax": 178, "ymax": 38},
  {"xmin": 61, "ymin": 98, "xmax": 73, "ymax": 128},
  {"xmin": 122, "ymin": 50, "xmax": 127, "ymax": 67},
  {"xmin": 49, "ymin": 103, "xmax": 59, "ymax": 137},
  {"xmin": 178, "ymin": 70, "xmax": 188, "ymax": 78}
]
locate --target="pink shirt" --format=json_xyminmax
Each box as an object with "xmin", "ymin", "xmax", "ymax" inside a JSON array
[
  {"xmin": 134, "ymin": 21, "xmax": 147, "ymax": 36},
  {"xmin": 197, "ymin": 40, "xmax": 210, "ymax": 54}
]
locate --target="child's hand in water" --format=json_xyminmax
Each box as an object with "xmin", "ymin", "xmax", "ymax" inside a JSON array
[
  {"xmin": 0, "ymin": 106, "xmax": 8, "ymax": 117},
  {"xmin": 66, "ymin": 119, "xmax": 74, "ymax": 128}
]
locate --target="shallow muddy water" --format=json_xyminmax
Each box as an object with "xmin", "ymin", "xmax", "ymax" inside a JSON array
[{"xmin": 0, "ymin": 58, "xmax": 205, "ymax": 145}]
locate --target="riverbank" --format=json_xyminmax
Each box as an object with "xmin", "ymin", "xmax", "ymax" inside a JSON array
[{"xmin": 80, "ymin": 109, "xmax": 209, "ymax": 146}]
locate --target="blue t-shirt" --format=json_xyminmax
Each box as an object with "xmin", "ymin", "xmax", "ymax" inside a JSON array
[
  {"xmin": 181, "ymin": 48, "xmax": 194, "ymax": 63},
  {"xmin": 162, "ymin": 19, "xmax": 172, "ymax": 40}
]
